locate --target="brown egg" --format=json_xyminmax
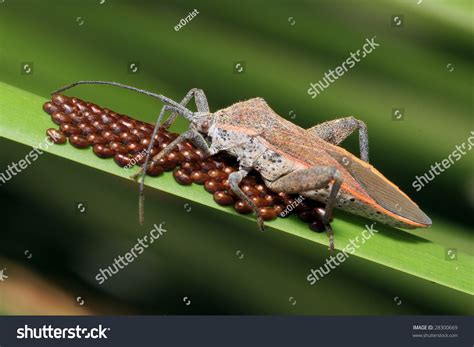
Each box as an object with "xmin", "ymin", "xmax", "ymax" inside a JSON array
[
  {"xmin": 127, "ymin": 142, "xmax": 143, "ymax": 153},
  {"xmin": 109, "ymin": 122, "xmax": 127, "ymax": 134},
  {"xmin": 79, "ymin": 123, "xmax": 96, "ymax": 136},
  {"xmin": 181, "ymin": 161, "xmax": 201, "ymax": 174},
  {"xmin": 273, "ymin": 204, "xmax": 284, "ymax": 215},
  {"xmin": 101, "ymin": 113, "xmax": 118, "ymax": 124},
  {"xmin": 200, "ymin": 160, "xmax": 216, "ymax": 172},
  {"xmin": 173, "ymin": 168, "xmax": 192, "ymax": 185},
  {"xmin": 131, "ymin": 128, "xmax": 147, "ymax": 139},
  {"xmin": 204, "ymin": 180, "xmax": 226, "ymax": 194},
  {"xmin": 241, "ymin": 185, "xmax": 259, "ymax": 197},
  {"xmin": 221, "ymin": 179, "xmax": 230, "ymax": 189},
  {"xmin": 263, "ymin": 194, "xmax": 275, "ymax": 206},
  {"xmin": 119, "ymin": 131, "xmax": 140, "ymax": 144},
  {"xmin": 51, "ymin": 112, "xmax": 72, "ymax": 125},
  {"xmin": 259, "ymin": 207, "xmax": 277, "ymax": 221},
  {"xmin": 84, "ymin": 112, "xmax": 99, "ymax": 123},
  {"xmin": 213, "ymin": 191, "xmax": 234, "ymax": 206},
  {"xmin": 61, "ymin": 103, "xmax": 74, "ymax": 114},
  {"xmin": 145, "ymin": 162, "xmax": 164, "ymax": 176},
  {"xmin": 89, "ymin": 104, "xmax": 102, "ymax": 114},
  {"xmin": 46, "ymin": 128, "xmax": 66, "ymax": 144},
  {"xmin": 140, "ymin": 137, "xmax": 151, "ymax": 148},
  {"xmin": 208, "ymin": 169, "xmax": 227, "ymax": 180},
  {"xmin": 167, "ymin": 151, "xmax": 183, "ymax": 164},
  {"xmin": 159, "ymin": 141, "xmax": 170, "ymax": 150},
  {"xmin": 87, "ymin": 134, "xmax": 107, "ymax": 145},
  {"xmin": 109, "ymin": 141, "xmax": 128, "ymax": 154},
  {"xmin": 93, "ymin": 144, "xmax": 115, "ymax": 158},
  {"xmin": 194, "ymin": 149, "xmax": 207, "ymax": 160},
  {"xmin": 91, "ymin": 120, "xmax": 108, "ymax": 132},
  {"xmin": 234, "ymin": 200, "xmax": 253, "ymax": 214},
  {"xmin": 251, "ymin": 196, "xmax": 268, "ymax": 207},
  {"xmin": 69, "ymin": 135, "xmax": 89, "ymax": 148},
  {"xmin": 101, "ymin": 131, "xmax": 120, "ymax": 142},
  {"xmin": 60, "ymin": 123, "xmax": 81, "ymax": 136},
  {"xmin": 138, "ymin": 124, "xmax": 153, "ymax": 134},
  {"xmin": 70, "ymin": 112, "xmax": 85, "ymax": 124},
  {"xmin": 309, "ymin": 220, "xmax": 325, "ymax": 232},
  {"xmin": 223, "ymin": 166, "xmax": 236, "ymax": 175},
  {"xmin": 114, "ymin": 153, "xmax": 131, "ymax": 167},
  {"xmin": 43, "ymin": 102, "xmax": 59, "ymax": 115},
  {"xmin": 191, "ymin": 171, "xmax": 209, "ymax": 184},
  {"xmin": 52, "ymin": 94, "xmax": 69, "ymax": 106},
  {"xmin": 74, "ymin": 101, "xmax": 89, "ymax": 113},
  {"xmin": 255, "ymin": 184, "xmax": 268, "ymax": 194},
  {"xmin": 133, "ymin": 152, "xmax": 147, "ymax": 165},
  {"xmin": 118, "ymin": 118, "xmax": 136, "ymax": 129},
  {"xmin": 181, "ymin": 149, "xmax": 199, "ymax": 162},
  {"xmin": 158, "ymin": 157, "xmax": 177, "ymax": 171}
]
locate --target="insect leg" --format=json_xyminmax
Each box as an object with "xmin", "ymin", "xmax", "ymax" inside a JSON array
[
  {"xmin": 266, "ymin": 166, "xmax": 343, "ymax": 251},
  {"xmin": 133, "ymin": 104, "xmax": 195, "ymax": 224},
  {"xmin": 228, "ymin": 169, "xmax": 265, "ymax": 231},
  {"xmin": 150, "ymin": 129, "xmax": 213, "ymax": 165},
  {"xmin": 307, "ymin": 117, "xmax": 369, "ymax": 162},
  {"xmin": 162, "ymin": 88, "xmax": 210, "ymax": 129}
]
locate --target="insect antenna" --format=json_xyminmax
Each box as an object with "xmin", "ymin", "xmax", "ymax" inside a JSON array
[{"xmin": 52, "ymin": 80, "xmax": 187, "ymax": 111}]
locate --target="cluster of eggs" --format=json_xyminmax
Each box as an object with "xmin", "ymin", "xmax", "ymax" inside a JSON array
[{"xmin": 42, "ymin": 95, "xmax": 326, "ymax": 231}]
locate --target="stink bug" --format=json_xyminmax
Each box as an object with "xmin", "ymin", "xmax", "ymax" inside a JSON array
[{"xmin": 53, "ymin": 81, "xmax": 432, "ymax": 250}]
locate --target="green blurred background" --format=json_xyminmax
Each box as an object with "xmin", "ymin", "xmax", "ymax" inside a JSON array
[{"xmin": 0, "ymin": 0, "xmax": 472, "ymax": 314}]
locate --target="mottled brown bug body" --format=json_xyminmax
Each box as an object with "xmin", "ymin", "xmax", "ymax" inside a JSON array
[{"xmin": 213, "ymin": 97, "xmax": 431, "ymax": 229}]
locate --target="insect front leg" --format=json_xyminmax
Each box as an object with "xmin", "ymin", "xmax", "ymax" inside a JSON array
[
  {"xmin": 307, "ymin": 117, "xmax": 369, "ymax": 162},
  {"xmin": 135, "ymin": 128, "xmax": 214, "ymax": 224},
  {"xmin": 132, "ymin": 104, "xmax": 203, "ymax": 224},
  {"xmin": 266, "ymin": 166, "xmax": 343, "ymax": 251},
  {"xmin": 228, "ymin": 168, "xmax": 265, "ymax": 231},
  {"xmin": 162, "ymin": 88, "xmax": 210, "ymax": 129},
  {"xmin": 131, "ymin": 104, "xmax": 183, "ymax": 181}
]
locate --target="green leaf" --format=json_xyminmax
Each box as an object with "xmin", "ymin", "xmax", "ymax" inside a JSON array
[{"xmin": 1, "ymin": 81, "xmax": 472, "ymax": 300}]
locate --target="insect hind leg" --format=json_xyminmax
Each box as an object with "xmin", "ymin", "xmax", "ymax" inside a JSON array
[{"xmin": 266, "ymin": 165, "xmax": 343, "ymax": 251}]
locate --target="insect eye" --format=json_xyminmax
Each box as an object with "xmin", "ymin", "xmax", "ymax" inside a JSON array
[{"xmin": 201, "ymin": 121, "xmax": 209, "ymax": 130}]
